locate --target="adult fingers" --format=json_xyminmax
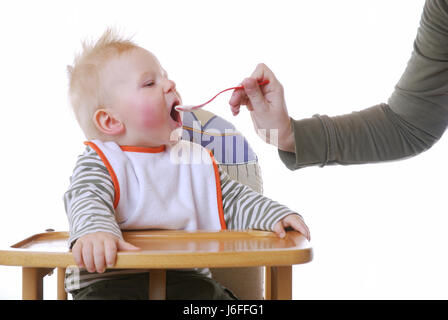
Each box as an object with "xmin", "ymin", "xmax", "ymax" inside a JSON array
[
  {"xmin": 229, "ymin": 63, "xmax": 274, "ymax": 113},
  {"xmin": 242, "ymin": 78, "xmax": 269, "ymax": 112},
  {"xmin": 250, "ymin": 63, "xmax": 283, "ymax": 92},
  {"xmin": 229, "ymin": 85, "xmax": 245, "ymax": 108},
  {"xmin": 250, "ymin": 63, "xmax": 287, "ymax": 110},
  {"xmin": 230, "ymin": 101, "xmax": 241, "ymax": 116},
  {"xmin": 229, "ymin": 85, "xmax": 247, "ymax": 115}
]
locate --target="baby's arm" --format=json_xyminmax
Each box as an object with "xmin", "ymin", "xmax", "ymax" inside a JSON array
[
  {"xmin": 219, "ymin": 165, "xmax": 310, "ymax": 240},
  {"xmin": 64, "ymin": 146, "xmax": 139, "ymax": 273}
]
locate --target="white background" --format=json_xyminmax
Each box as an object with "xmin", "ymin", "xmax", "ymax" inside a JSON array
[{"xmin": 0, "ymin": 0, "xmax": 447, "ymax": 299}]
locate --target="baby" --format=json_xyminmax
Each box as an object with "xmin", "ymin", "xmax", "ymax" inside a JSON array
[{"xmin": 64, "ymin": 28, "xmax": 310, "ymax": 300}]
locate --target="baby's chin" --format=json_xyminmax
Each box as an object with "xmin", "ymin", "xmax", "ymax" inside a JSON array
[{"xmin": 167, "ymin": 127, "xmax": 183, "ymax": 145}]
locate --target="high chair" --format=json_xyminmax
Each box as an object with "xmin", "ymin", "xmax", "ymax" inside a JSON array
[{"xmin": 0, "ymin": 109, "xmax": 312, "ymax": 300}]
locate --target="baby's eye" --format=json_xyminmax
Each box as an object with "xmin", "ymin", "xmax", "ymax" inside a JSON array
[{"xmin": 144, "ymin": 81, "xmax": 155, "ymax": 87}]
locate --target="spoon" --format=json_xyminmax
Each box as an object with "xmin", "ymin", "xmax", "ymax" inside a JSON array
[{"xmin": 175, "ymin": 79, "xmax": 270, "ymax": 112}]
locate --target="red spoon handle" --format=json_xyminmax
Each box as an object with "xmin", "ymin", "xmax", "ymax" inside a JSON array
[
  {"xmin": 197, "ymin": 79, "xmax": 270, "ymax": 108},
  {"xmin": 234, "ymin": 79, "xmax": 270, "ymax": 90}
]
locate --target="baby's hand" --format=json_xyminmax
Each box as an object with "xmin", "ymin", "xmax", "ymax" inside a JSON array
[
  {"xmin": 273, "ymin": 214, "xmax": 310, "ymax": 241},
  {"xmin": 72, "ymin": 232, "xmax": 140, "ymax": 273}
]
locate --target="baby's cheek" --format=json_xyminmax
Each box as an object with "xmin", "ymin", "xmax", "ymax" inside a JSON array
[{"xmin": 137, "ymin": 108, "xmax": 163, "ymax": 128}]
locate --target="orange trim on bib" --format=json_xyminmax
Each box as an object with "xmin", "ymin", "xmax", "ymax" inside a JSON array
[
  {"xmin": 84, "ymin": 141, "xmax": 121, "ymax": 209},
  {"xmin": 120, "ymin": 145, "xmax": 166, "ymax": 153},
  {"xmin": 208, "ymin": 150, "xmax": 226, "ymax": 230}
]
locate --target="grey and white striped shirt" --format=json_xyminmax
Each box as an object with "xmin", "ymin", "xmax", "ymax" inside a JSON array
[{"xmin": 64, "ymin": 145, "xmax": 297, "ymax": 292}]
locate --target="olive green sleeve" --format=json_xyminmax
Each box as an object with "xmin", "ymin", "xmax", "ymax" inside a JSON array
[{"xmin": 279, "ymin": 0, "xmax": 448, "ymax": 170}]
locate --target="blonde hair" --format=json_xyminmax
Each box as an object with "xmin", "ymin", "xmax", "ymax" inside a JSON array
[{"xmin": 67, "ymin": 28, "xmax": 138, "ymax": 139}]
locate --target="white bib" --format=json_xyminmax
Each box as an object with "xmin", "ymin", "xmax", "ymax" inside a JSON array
[{"xmin": 86, "ymin": 140, "xmax": 226, "ymax": 231}]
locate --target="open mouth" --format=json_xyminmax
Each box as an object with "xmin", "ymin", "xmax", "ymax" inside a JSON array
[{"xmin": 170, "ymin": 100, "xmax": 182, "ymax": 126}]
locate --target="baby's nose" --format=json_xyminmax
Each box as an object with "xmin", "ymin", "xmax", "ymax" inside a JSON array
[{"xmin": 163, "ymin": 78, "xmax": 176, "ymax": 93}]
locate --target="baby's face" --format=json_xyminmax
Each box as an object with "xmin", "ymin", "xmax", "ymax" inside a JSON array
[{"xmin": 101, "ymin": 47, "xmax": 182, "ymax": 147}]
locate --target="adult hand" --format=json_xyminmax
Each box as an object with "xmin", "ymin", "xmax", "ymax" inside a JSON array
[{"xmin": 229, "ymin": 63, "xmax": 295, "ymax": 152}]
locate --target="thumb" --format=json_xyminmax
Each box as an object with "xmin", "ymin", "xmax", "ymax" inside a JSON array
[
  {"xmin": 117, "ymin": 239, "xmax": 141, "ymax": 251},
  {"xmin": 242, "ymin": 78, "xmax": 268, "ymax": 112}
]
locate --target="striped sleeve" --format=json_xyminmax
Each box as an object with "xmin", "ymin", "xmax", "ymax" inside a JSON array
[
  {"xmin": 63, "ymin": 146, "xmax": 122, "ymax": 247},
  {"xmin": 218, "ymin": 165, "xmax": 301, "ymax": 231}
]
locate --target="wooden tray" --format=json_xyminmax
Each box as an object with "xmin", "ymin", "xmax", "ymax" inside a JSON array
[{"xmin": 0, "ymin": 230, "xmax": 312, "ymax": 269}]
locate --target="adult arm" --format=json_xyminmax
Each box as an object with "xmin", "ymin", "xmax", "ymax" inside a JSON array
[{"xmin": 278, "ymin": 0, "xmax": 448, "ymax": 170}]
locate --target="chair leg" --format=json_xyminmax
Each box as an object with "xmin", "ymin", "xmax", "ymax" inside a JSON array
[
  {"xmin": 269, "ymin": 266, "xmax": 292, "ymax": 300},
  {"xmin": 148, "ymin": 269, "xmax": 166, "ymax": 300},
  {"xmin": 265, "ymin": 266, "xmax": 272, "ymax": 300},
  {"xmin": 57, "ymin": 268, "xmax": 67, "ymax": 300},
  {"xmin": 22, "ymin": 267, "xmax": 53, "ymax": 300}
]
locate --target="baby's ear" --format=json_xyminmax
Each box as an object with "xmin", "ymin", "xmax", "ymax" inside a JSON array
[{"xmin": 93, "ymin": 108, "xmax": 125, "ymax": 136}]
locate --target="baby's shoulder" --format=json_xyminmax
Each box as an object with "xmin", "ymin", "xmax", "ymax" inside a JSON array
[{"xmin": 77, "ymin": 140, "xmax": 120, "ymax": 163}]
